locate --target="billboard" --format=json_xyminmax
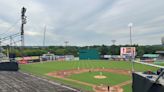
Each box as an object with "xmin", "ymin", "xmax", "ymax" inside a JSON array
[{"xmin": 120, "ymin": 47, "xmax": 136, "ymax": 58}]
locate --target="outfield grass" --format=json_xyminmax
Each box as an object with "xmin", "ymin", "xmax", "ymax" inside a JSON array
[
  {"xmin": 67, "ymin": 71, "xmax": 131, "ymax": 86},
  {"xmin": 20, "ymin": 60, "xmax": 159, "ymax": 92}
]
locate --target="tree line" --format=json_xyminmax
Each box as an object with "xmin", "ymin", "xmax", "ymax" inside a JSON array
[{"xmin": 2, "ymin": 45, "xmax": 164, "ymax": 57}]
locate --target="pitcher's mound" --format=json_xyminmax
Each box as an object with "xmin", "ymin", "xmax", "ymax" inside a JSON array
[{"xmin": 94, "ymin": 75, "xmax": 107, "ymax": 79}]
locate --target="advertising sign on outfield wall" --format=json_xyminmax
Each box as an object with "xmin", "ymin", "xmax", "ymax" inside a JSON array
[{"xmin": 120, "ymin": 47, "xmax": 136, "ymax": 58}]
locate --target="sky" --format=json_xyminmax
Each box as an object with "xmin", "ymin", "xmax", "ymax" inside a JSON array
[{"xmin": 0, "ymin": 0, "xmax": 163, "ymax": 46}]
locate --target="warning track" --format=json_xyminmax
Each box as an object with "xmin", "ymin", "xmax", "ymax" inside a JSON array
[{"xmin": 0, "ymin": 71, "xmax": 78, "ymax": 92}]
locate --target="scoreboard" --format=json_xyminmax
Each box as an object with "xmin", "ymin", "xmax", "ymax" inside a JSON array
[{"xmin": 120, "ymin": 47, "xmax": 136, "ymax": 58}]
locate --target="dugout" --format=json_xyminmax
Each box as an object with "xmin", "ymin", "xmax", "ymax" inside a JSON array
[{"xmin": 79, "ymin": 49, "xmax": 100, "ymax": 60}]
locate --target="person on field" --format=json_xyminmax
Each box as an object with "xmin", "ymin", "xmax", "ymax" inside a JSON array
[
  {"xmin": 107, "ymin": 85, "xmax": 110, "ymax": 92},
  {"xmin": 89, "ymin": 69, "xmax": 91, "ymax": 73}
]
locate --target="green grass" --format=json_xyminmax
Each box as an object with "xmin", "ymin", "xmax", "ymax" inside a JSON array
[
  {"xmin": 46, "ymin": 76, "xmax": 93, "ymax": 91},
  {"xmin": 154, "ymin": 62, "xmax": 164, "ymax": 66},
  {"xmin": 123, "ymin": 84, "xmax": 132, "ymax": 92},
  {"xmin": 67, "ymin": 71, "xmax": 131, "ymax": 86},
  {"xmin": 20, "ymin": 60, "xmax": 159, "ymax": 92},
  {"xmin": 20, "ymin": 60, "xmax": 158, "ymax": 74},
  {"xmin": 156, "ymin": 63, "xmax": 164, "ymax": 66},
  {"xmin": 159, "ymin": 64, "xmax": 164, "ymax": 66}
]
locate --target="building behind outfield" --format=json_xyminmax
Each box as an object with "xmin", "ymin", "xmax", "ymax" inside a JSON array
[{"xmin": 79, "ymin": 49, "xmax": 100, "ymax": 60}]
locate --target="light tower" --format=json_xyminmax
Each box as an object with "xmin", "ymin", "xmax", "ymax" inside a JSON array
[
  {"xmin": 64, "ymin": 41, "xmax": 69, "ymax": 47},
  {"xmin": 128, "ymin": 23, "xmax": 133, "ymax": 45},
  {"xmin": 21, "ymin": 7, "xmax": 27, "ymax": 47},
  {"xmin": 111, "ymin": 40, "xmax": 116, "ymax": 45},
  {"xmin": 43, "ymin": 25, "xmax": 46, "ymax": 47},
  {"xmin": 128, "ymin": 22, "xmax": 134, "ymax": 72}
]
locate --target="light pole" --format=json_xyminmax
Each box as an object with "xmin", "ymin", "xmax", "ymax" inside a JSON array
[
  {"xmin": 162, "ymin": 36, "xmax": 164, "ymax": 45},
  {"xmin": 64, "ymin": 41, "xmax": 69, "ymax": 60},
  {"xmin": 128, "ymin": 22, "xmax": 134, "ymax": 72},
  {"xmin": 43, "ymin": 25, "xmax": 46, "ymax": 47},
  {"xmin": 128, "ymin": 23, "xmax": 133, "ymax": 45},
  {"xmin": 64, "ymin": 41, "xmax": 69, "ymax": 47},
  {"xmin": 21, "ymin": 7, "xmax": 27, "ymax": 47},
  {"xmin": 111, "ymin": 40, "xmax": 116, "ymax": 45}
]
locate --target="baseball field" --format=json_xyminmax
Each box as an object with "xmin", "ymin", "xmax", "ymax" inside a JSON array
[{"xmin": 20, "ymin": 60, "xmax": 159, "ymax": 92}]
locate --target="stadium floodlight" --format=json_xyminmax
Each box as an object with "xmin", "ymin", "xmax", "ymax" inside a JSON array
[{"xmin": 128, "ymin": 23, "xmax": 133, "ymax": 27}]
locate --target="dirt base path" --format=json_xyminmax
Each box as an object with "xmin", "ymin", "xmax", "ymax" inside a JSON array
[{"xmin": 47, "ymin": 68, "xmax": 132, "ymax": 92}]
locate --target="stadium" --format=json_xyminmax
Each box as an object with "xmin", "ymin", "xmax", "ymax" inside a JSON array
[{"xmin": 0, "ymin": 0, "xmax": 164, "ymax": 92}]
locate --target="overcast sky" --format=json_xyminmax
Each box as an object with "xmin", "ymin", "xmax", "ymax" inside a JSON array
[{"xmin": 0, "ymin": 0, "xmax": 163, "ymax": 46}]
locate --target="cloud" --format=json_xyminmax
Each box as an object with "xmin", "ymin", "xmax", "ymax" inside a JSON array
[
  {"xmin": 0, "ymin": 19, "xmax": 11, "ymax": 29},
  {"xmin": 0, "ymin": 0, "xmax": 163, "ymax": 46},
  {"xmin": 26, "ymin": 31, "xmax": 41, "ymax": 36}
]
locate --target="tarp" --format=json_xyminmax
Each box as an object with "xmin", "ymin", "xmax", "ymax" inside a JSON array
[{"xmin": 0, "ymin": 62, "xmax": 19, "ymax": 71}]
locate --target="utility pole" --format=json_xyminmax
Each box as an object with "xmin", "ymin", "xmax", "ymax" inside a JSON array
[{"xmin": 21, "ymin": 7, "xmax": 27, "ymax": 47}]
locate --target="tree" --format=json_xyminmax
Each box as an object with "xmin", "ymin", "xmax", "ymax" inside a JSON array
[
  {"xmin": 100, "ymin": 45, "xmax": 108, "ymax": 55},
  {"xmin": 109, "ymin": 45, "xmax": 120, "ymax": 55}
]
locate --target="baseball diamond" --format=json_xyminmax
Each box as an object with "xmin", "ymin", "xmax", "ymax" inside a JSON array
[{"xmin": 20, "ymin": 60, "xmax": 159, "ymax": 92}]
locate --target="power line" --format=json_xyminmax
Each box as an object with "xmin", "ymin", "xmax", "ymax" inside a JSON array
[
  {"xmin": 0, "ymin": 33, "xmax": 20, "ymax": 42},
  {"xmin": 0, "ymin": 19, "xmax": 21, "ymax": 36},
  {"xmin": 1, "ymin": 36, "xmax": 21, "ymax": 46},
  {"xmin": 0, "ymin": 7, "xmax": 27, "ymax": 62}
]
